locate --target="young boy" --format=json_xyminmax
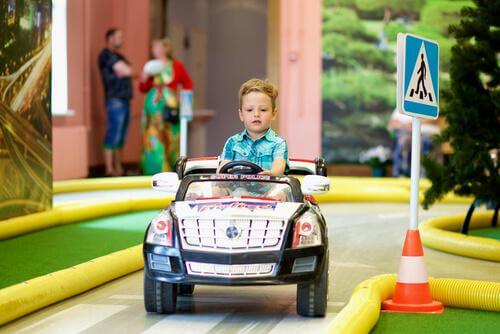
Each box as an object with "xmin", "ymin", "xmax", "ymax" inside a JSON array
[{"xmin": 218, "ymin": 78, "xmax": 289, "ymax": 176}]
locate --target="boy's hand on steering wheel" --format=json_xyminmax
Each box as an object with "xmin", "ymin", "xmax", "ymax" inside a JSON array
[{"xmin": 258, "ymin": 170, "xmax": 273, "ymax": 175}]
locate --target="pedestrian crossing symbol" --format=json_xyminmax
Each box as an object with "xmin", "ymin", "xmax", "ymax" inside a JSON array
[{"xmin": 397, "ymin": 33, "xmax": 439, "ymax": 119}]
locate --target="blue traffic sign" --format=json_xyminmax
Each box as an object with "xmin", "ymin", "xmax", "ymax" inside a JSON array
[{"xmin": 397, "ymin": 33, "xmax": 439, "ymax": 119}]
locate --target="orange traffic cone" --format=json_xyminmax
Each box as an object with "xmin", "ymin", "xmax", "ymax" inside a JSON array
[{"xmin": 382, "ymin": 229, "xmax": 444, "ymax": 313}]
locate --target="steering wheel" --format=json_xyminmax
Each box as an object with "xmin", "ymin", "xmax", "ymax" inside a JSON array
[{"xmin": 219, "ymin": 160, "xmax": 263, "ymax": 175}]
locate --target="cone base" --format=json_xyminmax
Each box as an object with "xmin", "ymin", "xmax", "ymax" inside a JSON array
[{"xmin": 382, "ymin": 299, "xmax": 444, "ymax": 314}]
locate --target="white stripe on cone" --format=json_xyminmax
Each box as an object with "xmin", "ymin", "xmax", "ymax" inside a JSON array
[{"xmin": 397, "ymin": 256, "xmax": 429, "ymax": 283}]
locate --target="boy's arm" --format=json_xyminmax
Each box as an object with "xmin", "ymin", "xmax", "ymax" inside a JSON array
[
  {"xmin": 259, "ymin": 158, "xmax": 286, "ymax": 176},
  {"xmin": 259, "ymin": 140, "xmax": 288, "ymax": 176}
]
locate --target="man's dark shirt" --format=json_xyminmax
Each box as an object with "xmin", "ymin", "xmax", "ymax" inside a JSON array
[{"xmin": 98, "ymin": 48, "xmax": 132, "ymax": 100}]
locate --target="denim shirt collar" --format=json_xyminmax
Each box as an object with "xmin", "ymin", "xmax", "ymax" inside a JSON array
[{"xmin": 236, "ymin": 128, "xmax": 276, "ymax": 142}]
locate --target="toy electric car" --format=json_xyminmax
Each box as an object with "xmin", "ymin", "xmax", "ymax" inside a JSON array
[{"xmin": 143, "ymin": 157, "xmax": 330, "ymax": 317}]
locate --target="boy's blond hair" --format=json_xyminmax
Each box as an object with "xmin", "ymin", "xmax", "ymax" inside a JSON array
[{"xmin": 239, "ymin": 78, "xmax": 278, "ymax": 110}]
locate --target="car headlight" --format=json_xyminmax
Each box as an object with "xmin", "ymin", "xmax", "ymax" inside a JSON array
[
  {"xmin": 146, "ymin": 210, "xmax": 174, "ymax": 247},
  {"xmin": 292, "ymin": 210, "xmax": 322, "ymax": 248}
]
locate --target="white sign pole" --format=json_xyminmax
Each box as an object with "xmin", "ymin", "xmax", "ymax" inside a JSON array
[
  {"xmin": 409, "ymin": 117, "xmax": 421, "ymax": 230},
  {"xmin": 397, "ymin": 33, "xmax": 440, "ymax": 230},
  {"xmin": 180, "ymin": 118, "xmax": 188, "ymax": 157},
  {"xmin": 179, "ymin": 90, "xmax": 193, "ymax": 157}
]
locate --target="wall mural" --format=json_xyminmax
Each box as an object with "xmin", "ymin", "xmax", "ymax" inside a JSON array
[
  {"xmin": 322, "ymin": 0, "xmax": 470, "ymax": 163},
  {"xmin": 0, "ymin": 0, "xmax": 52, "ymax": 219}
]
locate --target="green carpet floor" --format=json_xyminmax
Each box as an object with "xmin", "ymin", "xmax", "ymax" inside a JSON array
[
  {"xmin": 371, "ymin": 307, "xmax": 500, "ymax": 334},
  {"xmin": 469, "ymin": 227, "xmax": 500, "ymax": 240},
  {"xmin": 0, "ymin": 210, "xmax": 159, "ymax": 289}
]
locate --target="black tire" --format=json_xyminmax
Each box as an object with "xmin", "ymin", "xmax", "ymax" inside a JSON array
[
  {"xmin": 144, "ymin": 272, "xmax": 177, "ymax": 314},
  {"xmin": 296, "ymin": 253, "xmax": 329, "ymax": 317},
  {"xmin": 178, "ymin": 283, "xmax": 195, "ymax": 295}
]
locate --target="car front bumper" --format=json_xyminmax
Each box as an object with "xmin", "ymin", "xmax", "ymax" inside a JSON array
[{"xmin": 143, "ymin": 243, "xmax": 327, "ymax": 286}]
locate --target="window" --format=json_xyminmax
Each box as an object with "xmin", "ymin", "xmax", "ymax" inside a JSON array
[{"xmin": 51, "ymin": 0, "xmax": 71, "ymax": 116}]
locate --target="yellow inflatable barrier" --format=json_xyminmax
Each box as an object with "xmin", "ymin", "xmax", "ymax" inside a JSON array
[
  {"xmin": 329, "ymin": 274, "xmax": 500, "ymax": 334},
  {"xmin": 430, "ymin": 277, "xmax": 500, "ymax": 312},
  {"xmin": 0, "ymin": 245, "xmax": 143, "ymax": 326},
  {"xmin": 0, "ymin": 197, "xmax": 172, "ymax": 240},
  {"xmin": 53, "ymin": 176, "xmax": 151, "ymax": 194},
  {"xmin": 420, "ymin": 211, "xmax": 500, "ymax": 262},
  {"xmin": 316, "ymin": 184, "xmax": 410, "ymax": 203},
  {"xmin": 329, "ymin": 274, "xmax": 397, "ymax": 334}
]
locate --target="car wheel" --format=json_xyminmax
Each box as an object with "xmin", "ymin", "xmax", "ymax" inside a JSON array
[
  {"xmin": 144, "ymin": 272, "xmax": 177, "ymax": 314},
  {"xmin": 178, "ymin": 283, "xmax": 195, "ymax": 295},
  {"xmin": 296, "ymin": 253, "xmax": 329, "ymax": 317}
]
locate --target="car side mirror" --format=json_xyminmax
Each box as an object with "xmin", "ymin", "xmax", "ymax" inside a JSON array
[
  {"xmin": 152, "ymin": 172, "xmax": 180, "ymax": 193},
  {"xmin": 301, "ymin": 175, "xmax": 330, "ymax": 195}
]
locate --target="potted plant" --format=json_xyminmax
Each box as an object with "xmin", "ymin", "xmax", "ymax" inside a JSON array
[{"xmin": 359, "ymin": 146, "xmax": 391, "ymax": 177}]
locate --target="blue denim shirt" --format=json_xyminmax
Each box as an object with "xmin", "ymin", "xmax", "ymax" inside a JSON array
[{"xmin": 220, "ymin": 128, "xmax": 289, "ymax": 171}]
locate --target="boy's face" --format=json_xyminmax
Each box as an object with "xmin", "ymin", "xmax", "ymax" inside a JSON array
[{"xmin": 239, "ymin": 92, "xmax": 276, "ymax": 136}]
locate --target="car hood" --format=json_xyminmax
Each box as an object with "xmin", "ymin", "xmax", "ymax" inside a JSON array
[{"xmin": 173, "ymin": 198, "xmax": 303, "ymax": 221}]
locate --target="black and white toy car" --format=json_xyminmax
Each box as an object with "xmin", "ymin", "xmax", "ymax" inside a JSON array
[{"xmin": 143, "ymin": 157, "xmax": 330, "ymax": 317}]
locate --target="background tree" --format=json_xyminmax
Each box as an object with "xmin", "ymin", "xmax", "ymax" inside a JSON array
[
  {"xmin": 422, "ymin": 0, "xmax": 499, "ymax": 209},
  {"xmin": 355, "ymin": 0, "xmax": 425, "ymax": 23}
]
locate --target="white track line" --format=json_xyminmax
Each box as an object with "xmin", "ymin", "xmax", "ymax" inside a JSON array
[
  {"xmin": 109, "ymin": 294, "xmax": 273, "ymax": 304},
  {"xmin": 268, "ymin": 313, "xmax": 337, "ymax": 333},
  {"xmin": 142, "ymin": 313, "xmax": 229, "ymax": 334},
  {"xmin": 237, "ymin": 320, "xmax": 259, "ymax": 334},
  {"xmin": 333, "ymin": 262, "xmax": 375, "ymax": 269},
  {"xmin": 19, "ymin": 304, "xmax": 128, "ymax": 334},
  {"xmin": 109, "ymin": 294, "xmax": 143, "ymax": 300},
  {"xmin": 377, "ymin": 212, "xmax": 409, "ymax": 219}
]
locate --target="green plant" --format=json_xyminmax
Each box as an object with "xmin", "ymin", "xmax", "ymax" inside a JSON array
[
  {"xmin": 355, "ymin": 0, "xmax": 426, "ymax": 18},
  {"xmin": 322, "ymin": 69, "xmax": 394, "ymax": 112},
  {"xmin": 359, "ymin": 145, "xmax": 392, "ymax": 172},
  {"xmin": 322, "ymin": 33, "xmax": 359, "ymax": 69},
  {"xmin": 324, "ymin": 0, "xmax": 356, "ymax": 7},
  {"xmin": 419, "ymin": 1, "xmax": 473, "ymax": 36},
  {"xmin": 384, "ymin": 20, "xmax": 407, "ymax": 41},
  {"xmin": 323, "ymin": 32, "xmax": 395, "ymax": 71},
  {"xmin": 323, "ymin": 7, "xmax": 377, "ymax": 42}
]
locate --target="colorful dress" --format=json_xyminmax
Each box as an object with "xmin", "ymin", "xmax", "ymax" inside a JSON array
[{"xmin": 139, "ymin": 59, "xmax": 193, "ymax": 175}]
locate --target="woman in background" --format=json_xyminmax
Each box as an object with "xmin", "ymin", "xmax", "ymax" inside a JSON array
[{"xmin": 139, "ymin": 38, "xmax": 193, "ymax": 174}]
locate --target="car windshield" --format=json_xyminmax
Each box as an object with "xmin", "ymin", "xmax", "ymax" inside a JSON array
[{"xmin": 184, "ymin": 180, "xmax": 294, "ymax": 202}]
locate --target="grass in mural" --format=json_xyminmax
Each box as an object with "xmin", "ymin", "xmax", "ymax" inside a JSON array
[
  {"xmin": 371, "ymin": 307, "xmax": 500, "ymax": 334},
  {"xmin": 0, "ymin": 210, "xmax": 159, "ymax": 289}
]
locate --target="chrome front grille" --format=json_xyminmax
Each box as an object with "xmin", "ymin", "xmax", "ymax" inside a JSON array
[
  {"xmin": 186, "ymin": 261, "xmax": 276, "ymax": 278},
  {"xmin": 179, "ymin": 218, "xmax": 287, "ymax": 252}
]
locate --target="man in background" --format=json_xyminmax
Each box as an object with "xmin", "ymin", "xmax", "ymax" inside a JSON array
[{"xmin": 98, "ymin": 28, "xmax": 133, "ymax": 176}]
